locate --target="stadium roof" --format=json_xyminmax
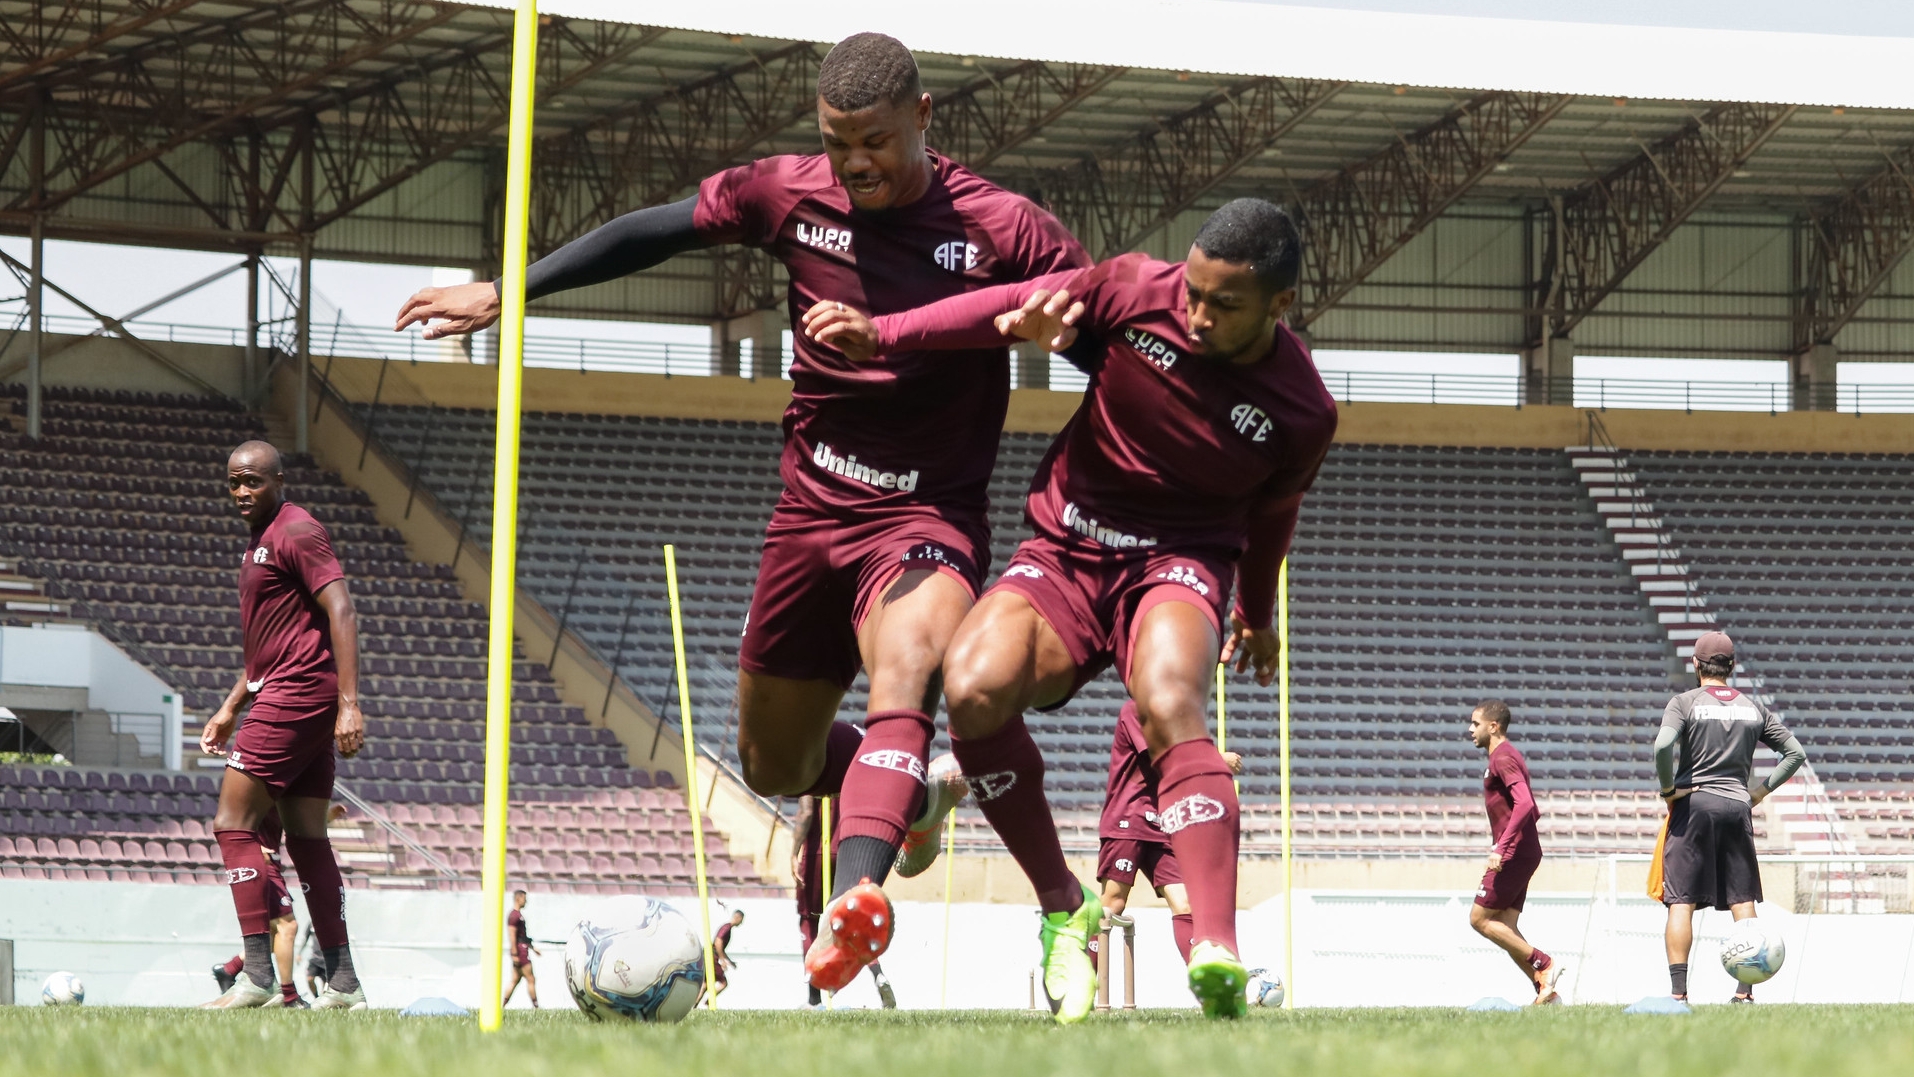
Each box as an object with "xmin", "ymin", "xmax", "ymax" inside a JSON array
[{"xmin": 4, "ymin": 1, "xmax": 1914, "ymax": 360}]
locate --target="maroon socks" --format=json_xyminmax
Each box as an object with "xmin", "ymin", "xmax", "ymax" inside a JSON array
[
  {"xmin": 801, "ymin": 721, "xmax": 865, "ymax": 798},
  {"xmin": 219, "ymin": 955, "xmax": 245, "ymax": 978},
  {"xmin": 835, "ymin": 708, "xmax": 933, "ymax": 848},
  {"xmin": 285, "ymin": 835, "xmax": 359, "ymax": 993},
  {"xmin": 1171, "ymin": 912, "xmax": 1195, "ymax": 963},
  {"xmin": 1529, "ymin": 949, "xmax": 1553, "ymax": 973},
  {"xmin": 1155, "ymin": 740, "xmax": 1241, "ymax": 955},
  {"xmin": 215, "ymin": 829, "xmax": 273, "ymax": 935},
  {"xmin": 951, "ymin": 715, "xmax": 1080, "ymax": 914}
]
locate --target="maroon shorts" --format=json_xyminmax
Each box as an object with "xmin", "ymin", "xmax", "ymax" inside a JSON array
[
  {"xmin": 740, "ymin": 503, "xmax": 989, "ymax": 690},
  {"xmin": 512, "ymin": 943, "xmax": 531, "ymax": 969},
  {"xmin": 262, "ymin": 852, "xmax": 294, "ymax": 921},
  {"xmin": 228, "ymin": 700, "xmax": 338, "ymax": 799},
  {"xmin": 989, "ymin": 536, "xmax": 1234, "ymax": 707},
  {"xmin": 1097, "ymin": 837, "xmax": 1183, "ymax": 894},
  {"xmin": 1475, "ymin": 850, "xmax": 1542, "ymax": 912}
]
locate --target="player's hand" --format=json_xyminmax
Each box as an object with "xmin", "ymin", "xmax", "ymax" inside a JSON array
[
  {"xmin": 199, "ymin": 707, "xmax": 238, "ymax": 756},
  {"xmin": 1219, "ymin": 613, "xmax": 1280, "ymax": 687},
  {"xmin": 394, "ymin": 281, "xmax": 500, "ymax": 340},
  {"xmin": 335, "ymin": 698, "xmax": 366, "ymax": 758},
  {"xmin": 1750, "ymin": 786, "xmax": 1769, "ymax": 807},
  {"xmin": 1484, "ymin": 852, "xmax": 1504, "ymax": 873},
  {"xmin": 800, "ymin": 300, "xmax": 878, "ymax": 361},
  {"xmin": 1222, "ymin": 751, "xmax": 1244, "ymax": 775},
  {"xmin": 1662, "ymin": 787, "xmax": 1693, "ymax": 807},
  {"xmin": 993, "ymin": 288, "xmax": 1085, "ymax": 353}
]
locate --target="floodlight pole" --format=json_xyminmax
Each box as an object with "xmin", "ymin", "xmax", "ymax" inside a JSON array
[
  {"xmin": 25, "ymin": 94, "xmax": 44, "ymax": 442},
  {"xmin": 1279, "ymin": 558, "xmax": 1294, "ymax": 1008},
  {"xmin": 478, "ymin": 0, "xmax": 538, "ymax": 1035}
]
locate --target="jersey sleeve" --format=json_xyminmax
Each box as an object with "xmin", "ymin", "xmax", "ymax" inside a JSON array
[
  {"xmin": 282, "ymin": 517, "xmax": 345, "ymax": 598},
  {"xmin": 1756, "ymin": 700, "xmax": 1794, "ymax": 752},
  {"xmin": 999, "ymin": 200, "xmax": 1092, "ymax": 278},
  {"xmin": 693, "ymin": 160, "xmax": 785, "ymax": 248}
]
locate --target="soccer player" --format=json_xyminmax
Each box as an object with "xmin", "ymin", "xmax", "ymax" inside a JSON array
[
  {"xmin": 1656, "ymin": 631, "xmax": 1806, "ymax": 1003},
  {"xmin": 792, "ymin": 795, "xmax": 897, "ymax": 1009},
  {"xmin": 711, "ymin": 909, "xmax": 744, "ymax": 998},
  {"xmin": 806, "ymin": 198, "xmax": 1338, "ymax": 1020},
  {"xmin": 502, "ymin": 889, "xmax": 541, "ymax": 1007},
  {"xmin": 211, "ymin": 808, "xmax": 309, "ymax": 1007},
  {"xmin": 1098, "ymin": 701, "xmax": 1241, "ymax": 963},
  {"xmin": 393, "ymin": 32, "xmax": 1088, "ymax": 994},
  {"xmin": 1465, "ymin": 700, "xmax": 1561, "ymax": 1005},
  {"xmin": 199, "ymin": 440, "xmax": 368, "ymax": 1009}
]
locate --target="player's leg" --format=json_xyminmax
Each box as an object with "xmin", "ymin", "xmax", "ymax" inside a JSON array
[
  {"xmin": 204, "ymin": 766, "xmax": 277, "ymax": 1005},
  {"xmin": 270, "ymin": 914, "xmax": 305, "ymax": 1006},
  {"xmin": 524, "ymin": 959, "xmax": 538, "ymax": 1007},
  {"xmin": 1099, "ymin": 876, "xmax": 1134, "ymax": 920},
  {"xmin": 1664, "ymin": 903, "xmax": 1696, "ymax": 999},
  {"xmin": 281, "ymin": 789, "xmax": 364, "ymax": 1007},
  {"xmin": 833, "ymin": 565, "xmax": 973, "ymax": 894},
  {"xmin": 943, "ymin": 588, "xmax": 1100, "ymax": 1022},
  {"xmin": 735, "ymin": 672, "xmax": 849, "ymax": 796},
  {"xmin": 502, "ymin": 963, "xmax": 521, "ymax": 1005},
  {"xmin": 1159, "ymin": 883, "xmax": 1195, "ymax": 963},
  {"xmin": 1469, "ymin": 905, "xmax": 1543, "ymax": 982},
  {"xmin": 1124, "ymin": 595, "xmax": 1247, "ymax": 1016}
]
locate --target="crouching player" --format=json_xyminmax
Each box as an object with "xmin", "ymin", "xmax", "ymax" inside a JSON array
[
  {"xmin": 806, "ymin": 198, "xmax": 1338, "ymax": 1020},
  {"xmin": 200, "ymin": 441, "xmax": 368, "ymax": 1009},
  {"xmin": 1466, "ymin": 700, "xmax": 1561, "ymax": 1004},
  {"xmin": 1099, "ymin": 701, "xmax": 1242, "ymax": 963}
]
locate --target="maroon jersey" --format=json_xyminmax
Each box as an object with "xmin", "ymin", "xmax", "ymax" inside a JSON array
[
  {"xmin": 874, "ymin": 253, "xmax": 1338, "ymax": 626},
  {"xmin": 507, "ymin": 908, "xmax": 529, "ymax": 947},
  {"xmin": 693, "ymin": 152, "xmax": 1088, "ymax": 518},
  {"xmin": 1099, "ymin": 702, "xmax": 1168, "ymax": 843},
  {"xmin": 1483, "ymin": 741, "xmax": 1542, "ymax": 861},
  {"xmin": 239, "ymin": 502, "xmax": 345, "ymax": 713}
]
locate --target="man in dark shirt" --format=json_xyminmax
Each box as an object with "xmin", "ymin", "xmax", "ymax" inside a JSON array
[
  {"xmin": 393, "ymin": 32, "xmax": 1088, "ymax": 995},
  {"xmin": 1098, "ymin": 701, "xmax": 1241, "ymax": 963},
  {"xmin": 1465, "ymin": 700, "xmax": 1560, "ymax": 1005},
  {"xmin": 199, "ymin": 441, "xmax": 367, "ymax": 1009},
  {"xmin": 1656, "ymin": 631, "xmax": 1806, "ymax": 1003},
  {"xmin": 807, "ymin": 198, "xmax": 1337, "ymax": 1021},
  {"xmin": 711, "ymin": 909, "xmax": 744, "ymax": 998},
  {"xmin": 503, "ymin": 889, "xmax": 540, "ymax": 1007}
]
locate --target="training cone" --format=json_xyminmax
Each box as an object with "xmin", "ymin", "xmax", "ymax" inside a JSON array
[
  {"xmin": 1467, "ymin": 996, "xmax": 1523, "ymax": 1012},
  {"xmin": 401, "ymin": 997, "xmax": 470, "ymax": 1017},
  {"xmin": 1624, "ymin": 996, "xmax": 1692, "ymax": 1015}
]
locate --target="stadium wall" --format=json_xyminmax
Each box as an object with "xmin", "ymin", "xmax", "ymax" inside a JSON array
[
  {"xmin": 314, "ymin": 354, "xmax": 1914, "ymax": 452},
  {"xmin": 4, "ymin": 878, "xmax": 1907, "ymax": 1010},
  {"xmin": 0, "ymin": 333, "xmax": 247, "ymax": 401}
]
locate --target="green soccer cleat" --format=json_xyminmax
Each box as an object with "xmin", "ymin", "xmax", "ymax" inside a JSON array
[
  {"xmin": 1187, "ymin": 941, "xmax": 1250, "ymax": 1019},
  {"xmin": 1036, "ymin": 881, "xmax": 1101, "ymax": 1025}
]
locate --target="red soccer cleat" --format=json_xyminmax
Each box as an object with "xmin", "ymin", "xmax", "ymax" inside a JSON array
[{"xmin": 804, "ymin": 878, "xmax": 895, "ymax": 993}]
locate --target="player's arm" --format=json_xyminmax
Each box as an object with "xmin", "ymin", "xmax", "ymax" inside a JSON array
[
  {"xmin": 315, "ymin": 578, "xmax": 365, "ymax": 758},
  {"xmin": 1752, "ymin": 710, "xmax": 1806, "ymax": 806},
  {"xmin": 393, "ymin": 195, "xmax": 707, "ymax": 339},
  {"xmin": 198, "ymin": 673, "xmax": 255, "ymax": 755},
  {"xmin": 801, "ymin": 270, "xmax": 1089, "ymax": 361},
  {"xmin": 1654, "ymin": 700, "xmax": 1690, "ymax": 803},
  {"xmin": 1490, "ymin": 772, "xmax": 1538, "ymax": 869},
  {"xmin": 1221, "ymin": 750, "xmax": 1244, "ymax": 775}
]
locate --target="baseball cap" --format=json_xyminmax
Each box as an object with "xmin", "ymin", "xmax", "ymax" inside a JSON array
[{"xmin": 1693, "ymin": 631, "xmax": 1734, "ymax": 661}]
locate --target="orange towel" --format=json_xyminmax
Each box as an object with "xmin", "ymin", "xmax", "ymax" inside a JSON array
[{"xmin": 1646, "ymin": 815, "xmax": 1670, "ymax": 901}]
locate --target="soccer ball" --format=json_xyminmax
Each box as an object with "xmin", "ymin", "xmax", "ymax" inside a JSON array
[
  {"xmin": 41, "ymin": 971, "xmax": 84, "ymax": 1006},
  {"xmin": 1720, "ymin": 919, "xmax": 1785, "ymax": 985},
  {"xmin": 564, "ymin": 896, "xmax": 705, "ymax": 1022},
  {"xmin": 1246, "ymin": 967, "xmax": 1284, "ymax": 1008}
]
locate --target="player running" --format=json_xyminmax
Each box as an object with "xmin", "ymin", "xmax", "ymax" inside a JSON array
[
  {"xmin": 502, "ymin": 889, "xmax": 541, "ymax": 1007},
  {"xmin": 1465, "ymin": 700, "xmax": 1562, "ymax": 1005},
  {"xmin": 1656, "ymin": 631, "xmax": 1806, "ymax": 1004},
  {"xmin": 393, "ymin": 32, "xmax": 1087, "ymax": 995},
  {"xmin": 807, "ymin": 198, "xmax": 1337, "ymax": 1020},
  {"xmin": 792, "ymin": 795, "xmax": 898, "ymax": 1008},
  {"xmin": 199, "ymin": 440, "xmax": 368, "ymax": 1009},
  {"xmin": 1098, "ymin": 701, "xmax": 1241, "ymax": 963}
]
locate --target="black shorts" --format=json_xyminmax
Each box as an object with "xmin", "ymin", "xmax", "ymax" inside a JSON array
[{"xmin": 1662, "ymin": 790, "xmax": 1762, "ymax": 910}]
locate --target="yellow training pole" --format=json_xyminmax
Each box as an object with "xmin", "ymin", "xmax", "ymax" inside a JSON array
[
  {"xmin": 820, "ymin": 797, "xmax": 834, "ymax": 1008},
  {"xmin": 1278, "ymin": 558, "xmax": 1294, "ymax": 1009},
  {"xmin": 1216, "ymin": 662, "xmax": 1236, "ymax": 794},
  {"xmin": 478, "ymin": 0, "xmax": 537, "ymax": 1035},
  {"xmin": 664, "ymin": 544, "xmax": 717, "ymax": 1008},
  {"xmin": 940, "ymin": 817, "xmax": 956, "ymax": 1008}
]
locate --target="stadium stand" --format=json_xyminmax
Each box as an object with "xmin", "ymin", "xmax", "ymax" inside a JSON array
[
  {"xmin": 1628, "ymin": 450, "xmax": 1914, "ymax": 788},
  {"xmin": 365, "ymin": 404, "xmax": 1697, "ymax": 855},
  {"xmin": 0, "ymin": 384, "xmax": 772, "ymax": 894}
]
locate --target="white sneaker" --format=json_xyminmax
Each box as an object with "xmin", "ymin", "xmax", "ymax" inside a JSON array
[
  {"xmin": 894, "ymin": 754, "xmax": 967, "ymax": 879},
  {"xmin": 313, "ymin": 984, "xmax": 368, "ymax": 1010},
  {"xmin": 199, "ymin": 977, "xmax": 275, "ymax": 1009},
  {"xmin": 1533, "ymin": 960, "xmax": 1566, "ymax": 1006}
]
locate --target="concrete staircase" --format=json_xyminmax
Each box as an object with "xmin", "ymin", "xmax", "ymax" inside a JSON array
[{"xmin": 0, "ymin": 557, "xmax": 72, "ymax": 622}]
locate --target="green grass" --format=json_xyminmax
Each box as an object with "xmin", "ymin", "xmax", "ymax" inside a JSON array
[{"xmin": 4, "ymin": 1005, "xmax": 1911, "ymax": 1077}]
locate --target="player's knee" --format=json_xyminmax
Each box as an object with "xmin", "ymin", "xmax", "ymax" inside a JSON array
[
  {"xmin": 1133, "ymin": 687, "xmax": 1207, "ymax": 748},
  {"xmin": 735, "ymin": 746, "xmax": 811, "ymax": 798},
  {"xmin": 942, "ymin": 666, "xmax": 1016, "ymax": 740}
]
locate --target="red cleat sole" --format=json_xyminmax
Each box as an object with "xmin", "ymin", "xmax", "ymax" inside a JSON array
[{"xmin": 804, "ymin": 880, "xmax": 895, "ymax": 992}]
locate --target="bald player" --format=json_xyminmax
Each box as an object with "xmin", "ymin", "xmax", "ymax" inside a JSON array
[
  {"xmin": 394, "ymin": 32, "xmax": 1088, "ymax": 995},
  {"xmin": 199, "ymin": 441, "xmax": 368, "ymax": 1009},
  {"xmin": 1657, "ymin": 631, "xmax": 1806, "ymax": 1003},
  {"xmin": 1465, "ymin": 700, "xmax": 1560, "ymax": 1005},
  {"xmin": 807, "ymin": 198, "xmax": 1338, "ymax": 1020}
]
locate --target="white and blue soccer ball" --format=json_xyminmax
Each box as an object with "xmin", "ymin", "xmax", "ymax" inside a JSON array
[
  {"xmin": 41, "ymin": 971, "xmax": 84, "ymax": 1006},
  {"xmin": 564, "ymin": 896, "xmax": 705, "ymax": 1022},
  {"xmin": 1720, "ymin": 919, "xmax": 1785, "ymax": 985},
  {"xmin": 1246, "ymin": 968, "xmax": 1284, "ymax": 1008}
]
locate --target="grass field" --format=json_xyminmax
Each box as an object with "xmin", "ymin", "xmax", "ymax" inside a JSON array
[{"xmin": 4, "ymin": 1005, "xmax": 1913, "ymax": 1077}]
